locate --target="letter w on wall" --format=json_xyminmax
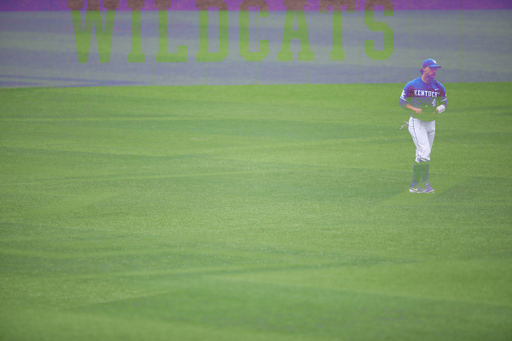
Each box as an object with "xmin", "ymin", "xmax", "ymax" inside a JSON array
[{"xmin": 69, "ymin": 0, "xmax": 118, "ymax": 63}]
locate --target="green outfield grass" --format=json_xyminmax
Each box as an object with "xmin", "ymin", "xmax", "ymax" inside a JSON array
[{"xmin": 0, "ymin": 83, "xmax": 511, "ymax": 340}]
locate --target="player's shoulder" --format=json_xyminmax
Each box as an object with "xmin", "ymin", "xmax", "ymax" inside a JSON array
[{"xmin": 433, "ymin": 79, "xmax": 447, "ymax": 91}]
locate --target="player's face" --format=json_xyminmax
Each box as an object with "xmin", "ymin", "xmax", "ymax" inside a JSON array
[{"xmin": 423, "ymin": 66, "xmax": 437, "ymax": 80}]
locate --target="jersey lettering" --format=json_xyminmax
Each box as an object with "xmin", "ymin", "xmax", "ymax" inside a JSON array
[{"xmin": 413, "ymin": 90, "xmax": 439, "ymax": 97}]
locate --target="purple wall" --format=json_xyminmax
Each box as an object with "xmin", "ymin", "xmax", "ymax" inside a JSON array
[{"xmin": 1, "ymin": 0, "xmax": 511, "ymax": 87}]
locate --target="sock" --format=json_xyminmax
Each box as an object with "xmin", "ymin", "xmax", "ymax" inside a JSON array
[
  {"xmin": 419, "ymin": 161, "xmax": 429, "ymax": 185},
  {"xmin": 412, "ymin": 162, "xmax": 420, "ymax": 186}
]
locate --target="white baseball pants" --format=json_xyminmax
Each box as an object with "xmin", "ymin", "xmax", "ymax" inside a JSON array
[{"xmin": 408, "ymin": 117, "xmax": 435, "ymax": 163}]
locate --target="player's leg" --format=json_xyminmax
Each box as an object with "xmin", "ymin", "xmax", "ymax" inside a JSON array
[
  {"xmin": 427, "ymin": 120, "xmax": 435, "ymax": 149},
  {"xmin": 419, "ymin": 161, "xmax": 433, "ymax": 192},
  {"xmin": 423, "ymin": 121, "xmax": 436, "ymax": 193},
  {"xmin": 410, "ymin": 162, "xmax": 423, "ymax": 193},
  {"xmin": 408, "ymin": 117, "xmax": 429, "ymax": 193},
  {"xmin": 417, "ymin": 121, "xmax": 433, "ymax": 191}
]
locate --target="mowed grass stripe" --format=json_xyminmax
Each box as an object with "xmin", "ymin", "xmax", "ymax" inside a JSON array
[{"xmin": 3, "ymin": 168, "xmax": 320, "ymax": 184}]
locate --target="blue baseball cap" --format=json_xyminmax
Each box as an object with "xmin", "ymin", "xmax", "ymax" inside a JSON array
[{"xmin": 420, "ymin": 58, "xmax": 441, "ymax": 73}]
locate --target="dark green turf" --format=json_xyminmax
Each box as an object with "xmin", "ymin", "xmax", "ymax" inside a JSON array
[{"xmin": 0, "ymin": 83, "xmax": 511, "ymax": 340}]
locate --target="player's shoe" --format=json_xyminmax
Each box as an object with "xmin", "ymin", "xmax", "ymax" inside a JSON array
[
  {"xmin": 424, "ymin": 183, "xmax": 435, "ymax": 193},
  {"xmin": 409, "ymin": 184, "xmax": 425, "ymax": 193}
]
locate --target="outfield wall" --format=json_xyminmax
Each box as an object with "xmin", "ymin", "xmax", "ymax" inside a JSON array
[{"xmin": 1, "ymin": 0, "xmax": 511, "ymax": 87}]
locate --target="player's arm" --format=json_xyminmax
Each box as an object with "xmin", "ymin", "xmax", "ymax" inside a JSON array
[
  {"xmin": 405, "ymin": 103, "xmax": 422, "ymax": 115},
  {"xmin": 433, "ymin": 82, "xmax": 448, "ymax": 114},
  {"xmin": 435, "ymin": 84, "xmax": 448, "ymax": 113},
  {"xmin": 400, "ymin": 85, "xmax": 422, "ymax": 115}
]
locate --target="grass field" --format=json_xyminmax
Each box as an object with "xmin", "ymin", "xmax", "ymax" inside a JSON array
[{"xmin": 0, "ymin": 83, "xmax": 511, "ymax": 340}]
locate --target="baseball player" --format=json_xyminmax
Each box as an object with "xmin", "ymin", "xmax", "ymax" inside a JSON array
[{"xmin": 399, "ymin": 58, "xmax": 448, "ymax": 193}]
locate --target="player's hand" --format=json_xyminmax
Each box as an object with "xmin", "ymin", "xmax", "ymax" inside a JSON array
[{"xmin": 413, "ymin": 107, "xmax": 422, "ymax": 115}]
